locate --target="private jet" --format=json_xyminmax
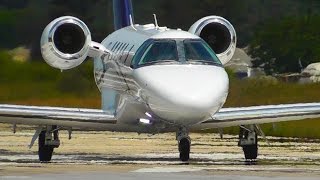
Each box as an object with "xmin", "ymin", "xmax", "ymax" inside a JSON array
[{"xmin": 1, "ymin": 0, "xmax": 320, "ymax": 162}]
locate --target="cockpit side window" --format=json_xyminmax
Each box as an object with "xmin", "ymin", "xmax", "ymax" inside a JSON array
[
  {"xmin": 132, "ymin": 39, "xmax": 178, "ymax": 68},
  {"xmin": 131, "ymin": 39, "xmax": 153, "ymax": 68},
  {"xmin": 139, "ymin": 40, "xmax": 178, "ymax": 65},
  {"xmin": 184, "ymin": 39, "xmax": 222, "ymax": 65}
]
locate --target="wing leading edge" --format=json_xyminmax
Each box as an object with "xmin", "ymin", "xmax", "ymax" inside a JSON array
[
  {"xmin": 0, "ymin": 104, "xmax": 116, "ymax": 130},
  {"xmin": 192, "ymin": 103, "xmax": 320, "ymax": 130},
  {"xmin": 2, "ymin": 103, "xmax": 320, "ymax": 132}
]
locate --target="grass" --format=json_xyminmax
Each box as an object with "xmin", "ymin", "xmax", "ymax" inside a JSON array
[
  {"xmin": 1, "ymin": 50, "xmax": 320, "ymax": 138},
  {"xmin": 217, "ymin": 76, "xmax": 320, "ymax": 138},
  {"xmin": 0, "ymin": 50, "xmax": 100, "ymax": 107},
  {"xmin": 217, "ymin": 119, "xmax": 320, "ymax": 139},
  {"xmin": 226, "ymin": 77, "xmax": 320, "ymax": 106}
]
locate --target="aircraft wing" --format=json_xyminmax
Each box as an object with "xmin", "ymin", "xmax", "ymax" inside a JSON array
[
  {"xmin": 0, "ymin": 104, "xmax": 117, "ymax": 130},
  {"xmin": 192, "ymin": 103, "xmax": 320, "ymax": 130}
]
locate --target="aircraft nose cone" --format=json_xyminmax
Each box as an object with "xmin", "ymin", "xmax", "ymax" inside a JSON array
[{"xmin": 134, "ymin": 65, "xmax": 229, "ymax": 123}]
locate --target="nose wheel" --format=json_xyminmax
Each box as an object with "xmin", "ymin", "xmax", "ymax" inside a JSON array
[
  {"xmin": 179, "ymin": 137, "xmax": 191, "ymax": 161},
  {"xmin": 177, "ymin": 127, "xmax": 191, "ymax": 162}
]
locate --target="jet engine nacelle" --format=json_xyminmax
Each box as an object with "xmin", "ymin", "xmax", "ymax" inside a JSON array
[
  {"xmin": 41, "ymin": 16, "xmax": 92, "ymax": 70},
  {"xmin": 189, "ymin": 16, "xmax": 237, "ymax": 65}
]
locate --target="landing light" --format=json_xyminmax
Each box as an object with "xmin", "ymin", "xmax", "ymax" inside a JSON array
[
  {"xmin": 145, "ymin": 112, "xmax": 152, "ymax": 118},
  {"xmin": 139, "ymin": 118, "xmax": 151, "ymax": 124}
]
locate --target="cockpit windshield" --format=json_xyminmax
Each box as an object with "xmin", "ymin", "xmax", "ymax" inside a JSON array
[
  {"xmin": 132, "ymin": 38, "xmax": 222, "ymax": 68},
  {"xmin": 184, "ymin": 39, "xmax": 221, "ymax": 65},
  {"xmin": 138, "ymin": 40, "xmax": 178, "ymax": 66}
]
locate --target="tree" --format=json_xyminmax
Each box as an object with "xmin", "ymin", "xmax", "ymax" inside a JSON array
[
  {"xmin": 14, "ymin": 0, "xmax": 50, "ymax": 57},
  {"xmin": 249, "ymin": 16, "xmax": 320, "ymax": 74},
  {"xmin": 1, "ymin": 0, "xmax": 320, "ymax": 61}
]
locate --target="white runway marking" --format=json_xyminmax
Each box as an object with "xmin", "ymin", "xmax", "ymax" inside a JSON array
[
  {"xmin": 1, "ymin": 176, "xmax": 30, "ymax": 179},
  {"xmin": 133, "ymin": 167, "xmax": 203, "ymax": 173},
  {"xmin": 132, "ymin": 166, "xmax": 320, "ymax": 174}
]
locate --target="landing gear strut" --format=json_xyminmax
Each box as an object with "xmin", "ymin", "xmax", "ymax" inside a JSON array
[
  {"xmin": 176, "ymin": 127, "xmax": 191, "ymax": 162},
  {"xmin": 238, "ymin": 125, "xmax": 258, "ymax": 160},
  {"xmin": 38, "ymin": 126, "xmax": 60, "ymax": 162}
]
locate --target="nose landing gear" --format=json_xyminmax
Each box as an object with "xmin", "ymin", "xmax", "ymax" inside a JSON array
[{"xmin": 176, "ymin": 127, "xmax": 191, "ymax": 162}]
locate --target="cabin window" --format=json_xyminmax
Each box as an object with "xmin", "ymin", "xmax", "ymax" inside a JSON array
[{"xmin": 183, "ymin": 40, "xmax": 222, "ymax": 65}]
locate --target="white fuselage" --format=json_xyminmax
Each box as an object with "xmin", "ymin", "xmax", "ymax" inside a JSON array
[{"xmin": 93, "ymin": 24, "xmax": 229, "ymax": 127}]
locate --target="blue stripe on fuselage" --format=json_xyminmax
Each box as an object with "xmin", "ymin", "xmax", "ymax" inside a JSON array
[{"xmin": 113, "ymin": 0, "xmax": 134, "ymax": 30}]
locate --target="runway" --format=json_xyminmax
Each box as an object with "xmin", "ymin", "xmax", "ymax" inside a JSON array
[
  {"xmin": 2, "ymin": 172, "xmax": 320, "ymax": 180},
  {"xmin": 1, "ymin": 152, "xmax": 320, "ymax": 166},
  {"xmin": 0, "ymin": 130, "xmax": 320, "ymax": 179}
]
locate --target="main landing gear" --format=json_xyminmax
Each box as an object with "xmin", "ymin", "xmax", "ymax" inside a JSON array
[
  {"xmin": 38, "ymin": 126, "xmax": 60, "ymax": 162},
  {"xmin": 238, "ymin": 125, "xmax": 258, "ymax": 160},
  {"xmin": 176, "ymin": 127, "xmax": 191, "ymax": 162}
]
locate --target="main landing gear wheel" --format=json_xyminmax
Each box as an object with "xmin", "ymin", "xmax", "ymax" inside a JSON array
[
  {"xmin": 238, "ymin": 125, "xmax": 258, "ymax": 160},
  {"xmin": 176, "ymin": 127, "xmax": 191, "ymax": 162},
  {"xmin": 242, "ymin": 144, "xmax": 258, "ymax": 160},
  {"xmin": 38, "ymin": 131, "xmax": 54, "ymax": 162},
  {"xmin": 38, "ymin": 126, "xmax": 60, "ymax": 162}
]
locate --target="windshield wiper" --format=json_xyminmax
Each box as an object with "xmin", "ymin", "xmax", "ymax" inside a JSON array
[
  {"xmin": 139, "ymin": 60, "xmax": 179, "ymax": 66},
  {"xmin": 187, "ymin": 60, "xmax": 222, "ymax": 66}
]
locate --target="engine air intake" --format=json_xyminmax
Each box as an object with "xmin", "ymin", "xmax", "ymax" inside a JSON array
[
  {"xmin": 189, "ymin": 16, "xmax": 237, "ymax": 65},
  {"xmin": 41, "ymin": 16, "xmax": 92, "ymax": 70},
  {"xmin": 200, "ymin": 23, "xmax": 232, "ymax": 55},
  {"xmin": 54, "ymin": 23, "xmax": 86, "ymax": 54}
]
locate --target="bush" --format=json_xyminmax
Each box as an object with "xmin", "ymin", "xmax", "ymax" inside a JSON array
[{"xmin": 56, "ymin": 60, "xmax": 97, "ymax": 96}]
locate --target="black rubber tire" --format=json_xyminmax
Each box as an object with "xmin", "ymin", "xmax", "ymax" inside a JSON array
[
  {"xmin": 179, "ymin": 138, "xmax": 190, "ymax": 162},
  {"xmin": 243, "ymin": 144, "xmax": 258, "ymax": 160},
  {"xmin": 38, "ymin": 131, "xmax": 54, "ymax": 162}
]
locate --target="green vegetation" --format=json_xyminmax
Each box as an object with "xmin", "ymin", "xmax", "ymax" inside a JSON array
[
  {"xmin": 0, "ymin": 50, "xmax": 100, "ymax": 108},
  {"xmin": 249, "ymin": 15, "xmax": 320, "ymax": 74},
  {"xmin": 226, "ymin": 77, "xmax": 320, "ymax": 107},
  {"xmin": 0, "ymin": 0, "xmax": 320, "ymax": 58},
  {"xmin": 222, "ymin": 76, "xmax": 320, "ymax": 139},
  {"xmin": 221, "ymin": 120, "xmax": 320, "ymax": 139}
]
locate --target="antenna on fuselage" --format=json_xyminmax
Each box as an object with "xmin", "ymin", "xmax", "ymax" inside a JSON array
[
  {"xmin": 153, "ymin": 14, "xmax": 159, "ymax": 29},
  {"xmin": 129, "ymin": 14, "xmax": 137, "ymax": 31}
]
